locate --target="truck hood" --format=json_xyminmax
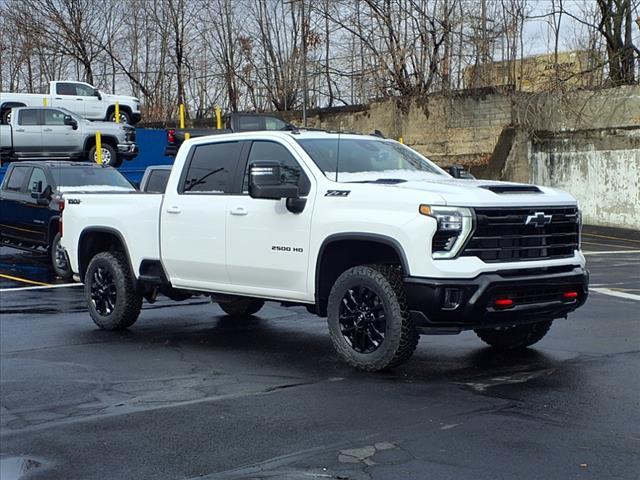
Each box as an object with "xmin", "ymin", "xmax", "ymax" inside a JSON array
[
  {"xmin": 344, "ymin": 172, "xmax": 577, "ymax": 207},
  {"xmin": 101, "ymin": 92, "xmax": 139, "ymax": 103}
]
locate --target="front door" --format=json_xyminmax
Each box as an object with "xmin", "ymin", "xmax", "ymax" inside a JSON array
[
  {"xmin": 226, "ymin": 139, "xmax": 316, "ymax": 296},
  {"xmin": 160, "ymin": 140, "xmax": 245, "ymax": 290},
  {"xmin": 42, "ymin": 109, "xmax": 78, "ymax": 155},
  {"xmin": 23, "ymin": 167, "xmax": 51, "ymax": 245},
  {"xmin": 52, "ymin": 82, "xmax": 86, "ymax": 116}
]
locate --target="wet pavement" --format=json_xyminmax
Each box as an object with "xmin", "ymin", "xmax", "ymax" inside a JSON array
[{"xmin": 0, "ymin": 227, "xmax": 639, "ymax": 479}]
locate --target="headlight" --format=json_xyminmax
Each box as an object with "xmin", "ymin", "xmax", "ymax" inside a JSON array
[{"xmin": 420, "ymin": 205, "xmax": 474, "ymax": 259}]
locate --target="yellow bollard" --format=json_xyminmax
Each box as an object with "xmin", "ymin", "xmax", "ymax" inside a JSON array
[
  {"xmin": 184, "ymin": 132, "xmax": 191, "ymax": 140},
  {"xmin": 179, "ymin": 104, "xmax": 185, "ymax": 129},
  {"xmin": 215, "ymin": 105, "xmax": 222, "ymax": 130},
  {"xmin": 115, "ymin": 102, "xmax": 120, "ymax": 123},
  {"xmin": 95, "ymin": 131, "xmax": 102, "ymax": 165},
  {"xmin": 43, "ymin": 98, "xmax": 48, "ymax": 107},
  {"xmin": 399, "ymin": 137, "xmax": 404, "ymax": 144}
]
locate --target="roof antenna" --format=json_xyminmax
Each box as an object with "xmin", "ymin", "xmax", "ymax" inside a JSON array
[{"xmin": 335, "ymin": 132, "xmax": 341, "ymax": 182}]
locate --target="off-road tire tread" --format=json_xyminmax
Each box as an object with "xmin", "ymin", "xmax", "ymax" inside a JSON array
[
  {"xmin": 218, "ymin": 298, "xmax": 265, "ymax": 317},
  {"xmin": 85, "ymin": 251, "xmax": 142, "ymax": 330},
  {"xmin": 328, "ymin": 264, "xmax": 419, "ymax": 372},
  {"xmin": 474, "ymin": 321, "xmax": 552, "ymax": 350}
]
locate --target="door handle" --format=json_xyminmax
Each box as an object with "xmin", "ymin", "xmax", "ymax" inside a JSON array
[
  {"xmin": 43, "ymin": 128, "xmax": 53, "ymax": 132},
  {"xmin": 76, "ymin": 98, "xmax": 83, "ymax": 101},
  {"xmin": 166, "ymin": 206, "xmax": 181, "ymax": 214},
  {"xmin": 55, "ymin": 97, "xmax": 62, "ymax": 100},
  {"xmin": 230, "ymin": 206, "xmax": 248, "ymax": 216},
  {"xmin": 15, "ymin": 129, "xmax": 24, "ymax": 132}
]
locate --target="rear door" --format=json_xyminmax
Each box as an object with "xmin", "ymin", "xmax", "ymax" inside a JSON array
[
  {"xmin": 226, "ymin": 139, "xmax": 316, "ymax": 295},
  {"xmin": 12, "ymin": 109, "xmax": 42, "ymax": 156},
  {"xmin": 160, "ymin": 140, "xmax": 245, "ymax": 289},
  {"xmin": 42, "ymin": 109, "xmax": 78, "ymax": 155}
]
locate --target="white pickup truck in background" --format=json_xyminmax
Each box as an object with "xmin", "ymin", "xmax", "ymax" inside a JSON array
[
  {"xmin": 60, "ymin": 130, "xmax": 589, "ymax": 371},
  {"xmin": 0, "ymin": 81, "xmax": 141, "ymax": 125}
]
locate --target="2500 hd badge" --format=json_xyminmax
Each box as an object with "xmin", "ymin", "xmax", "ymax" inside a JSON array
[{"xmin": 272, "ymin": 245, "xmax": 304, "ymax": 253}]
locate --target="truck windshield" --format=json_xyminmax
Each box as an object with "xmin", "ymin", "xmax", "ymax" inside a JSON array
[
  {"xmin": 296, "ymin": 138, "xmax": 446, "ymax": 182},
  {"xmin": 51, "ymin": 167, "xmax": 134, "ymax": 191}
]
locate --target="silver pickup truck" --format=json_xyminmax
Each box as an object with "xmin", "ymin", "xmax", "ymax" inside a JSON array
[{"xmin": 0, "ymin": 107, "xmax": 138, "ymax": 167}]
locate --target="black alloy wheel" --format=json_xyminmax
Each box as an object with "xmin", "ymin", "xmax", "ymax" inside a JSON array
[
  {"xmin": 90, "ymin": 266, "xmax": 118, "ymax": 316},
  {"xmin": 339, "ymin": 285, "xmax": 386, "ymax": 354}
]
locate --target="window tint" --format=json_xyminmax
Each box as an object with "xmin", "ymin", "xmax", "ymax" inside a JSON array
[
  {"xmin": 44, "ymin": 109, "xmax": 67, "ymax": 125},
  {"xmin": 75, "ymin": 84, "xmax": 95, "ymax": 96},
  {"xmin": 144, "ymin": 169, "xmax": 170, "ymax": 193},
  {"xmin": 5, "ymin": 167, "xmax": 29, "ymax": 192},
  {"xmin": 56, "ymin": 83, "xmax": 75, "ymax": 95},
  {"xmin": 18, "ymin": 109, "xmax": 40, "ymax": 126},
  {"xmin": 242, "ymin": 141, "xmax": 309, "ymax": 195},
  {"xmin": 182, "ymin": 142, "xmax": 241, "ymax": 193},
  {"xmin": 265, "ymin": 117, "xmax": 287, "ymax": 130},
  {"xmin": 28, "ymin": 168, "xmax": 48, "ymax": 193},
  {"xmin": 237, "ymin": 116, "xmax": 263, "ymax": 131}
]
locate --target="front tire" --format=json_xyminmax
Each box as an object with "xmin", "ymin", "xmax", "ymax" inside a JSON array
[
  {"xmin": 51, "ymin": 232, "xmax": 72, "ymax": 279},
  {"xmin": 217, "ymin": 298, "xmax": 265, "ymax": 317},
  {"xmin": 89, "ymin": 143, "xmax": 120, "ymax": 167},
  {"xmin": 85, "ymin": 251, "xmax": 142, "ymax": 330},
  {"xmin": 474, "ymin": 321, "xmax": 552, "ymax": 350},
  {"xmin": 327, "ymin": 265, "xmax": 419, "ymax": 372}
]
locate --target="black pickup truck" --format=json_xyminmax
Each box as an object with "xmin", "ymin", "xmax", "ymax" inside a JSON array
[
  {"xmin": 0, "ymin": 161, "xmax": 135, "ymax": 278},
  {"xmin": 164, "ymin": 113, "xmax": 296, "ymax": 156}
]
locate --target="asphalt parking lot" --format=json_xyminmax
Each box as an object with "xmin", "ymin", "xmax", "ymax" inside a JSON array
[{"xmin": 1, "ymin": 226, "xmax": 639, "ymax": 480}]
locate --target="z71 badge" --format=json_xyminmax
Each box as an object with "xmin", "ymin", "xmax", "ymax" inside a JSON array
[{"xmin": 325, "ymin": 190, "xmax": 350, "ymax": 197}]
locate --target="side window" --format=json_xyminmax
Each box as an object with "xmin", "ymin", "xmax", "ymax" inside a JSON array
[
  {"xmin": 144, "ymin": 170, "xmax": 170, "ymax": 193},
  {"xmin": 56, "ymin": 83, "xmax": 75, "ymax": 95},
  {"xmin": 28, "ymin": 168, "xmax": 49, "ymax": 193},
  {"xmin": 18, "ymin": 109, "xmax": 40, "ymax": 126},
  {"xmin": 44, "ymin": 109, "xmax": 67, "ymax": 125},
  {"xmin": 75, "ymin": 84, "xmax": 95, "ymax": 96},
  {"xmin": 181, "ymin": 142, "xmax": 242, "ymax": 194},
  {"xmin": 237, "ymin": 116, "xmax": 264, "ymax": 131},
  {"xmin": 242, "ymin": 141, "xmax": 310, "ymax": 195},
  {"xmin": 265, "ymin": 117, "xmax": 287, "ymax": 130},
  {"xmin": 5, "ymin": 167, "xmax": 29, "ymax": 192}
]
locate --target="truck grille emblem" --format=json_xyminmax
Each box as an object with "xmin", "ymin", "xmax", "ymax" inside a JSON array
[{"xmin": 525, "ymin": 212, "xmax": 552, "ymax": 228}]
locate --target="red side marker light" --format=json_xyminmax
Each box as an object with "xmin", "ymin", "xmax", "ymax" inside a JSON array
[
  {"xmin": 494, "ymin": 298, "xmax": 513, "ymax": 308},
  {"xmin": 563, "ymin": 291, "xmax": 578, "ymax": 299}
]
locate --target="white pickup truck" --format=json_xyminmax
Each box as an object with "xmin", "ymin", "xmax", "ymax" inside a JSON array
[
  {"xmin": 1, "ymin": 81, "xmax": 141, "ymax": 125},
  {"xmin": 60, "ymin": 131, "xmax": 588, "ymax": 371}
]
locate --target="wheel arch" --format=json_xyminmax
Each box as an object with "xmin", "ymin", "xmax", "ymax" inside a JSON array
[
  {"xmin": 1, "ymin": 102, "xmax": 26, "ymax": 123},
  {"xmin": 77, "ymin": 227, "xmax": 136, "ymax": 284},
  {"xmin": 105, "ymin": 104, "xmax": 132, "ymax": 120},
  {"xmin": 314, "ymin": 233, "xmax": 410, "ymax": 316},
  {"xmin": 84, "ymin": 135, "xmax": 118, "ymax": 152}
]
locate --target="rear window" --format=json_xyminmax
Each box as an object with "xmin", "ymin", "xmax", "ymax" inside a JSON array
[
  {"xmin": 181, "ymin": 142, "xmax": 242, "ymax": 194},
  {"xmin": 50, "ymin": 166, "xmax": 134, "ymax": 191},
  {"xmin": 144, "ymin": 169, "xmax": 170, "ymax": 193}
]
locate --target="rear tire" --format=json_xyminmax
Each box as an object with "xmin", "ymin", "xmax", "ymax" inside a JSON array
[
  {"xmin": 217, "ymin": 298, "xmax": 265, "ymax": 317},
  {"xmin": 1, "ymin": 109, "xmax": 11, "ymax": 125},
  {"xmin": 89, "ymin": 143, "xmax": 119, "ymax": 167},
  {"xmin": 85, "ymin": 251, "xmax": 142, "ymax": 330},
  {"xmin": 327, "ymin": 264, "xmax": 419, "ymax": 372},
  {"xmin": 474, "ymin": 321, "xmax": 552, "ymax": 350},
  {"xmin": 51, "ymin": 232, "xmax": 72, "ymax": 279}
]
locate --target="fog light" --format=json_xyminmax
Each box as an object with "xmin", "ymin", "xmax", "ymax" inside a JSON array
[
  {"xmin": 443, "ymin": 288, "xmax": 462, "ymax": 310},
  {"xmin": 494, "ymin": 298, "xmax": 514, "ymax": 308}
]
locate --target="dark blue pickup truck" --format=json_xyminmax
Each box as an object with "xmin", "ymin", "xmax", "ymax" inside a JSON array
[{"xmin": 0, "ymin": 161, "xmax": 135, "ymax": 278}]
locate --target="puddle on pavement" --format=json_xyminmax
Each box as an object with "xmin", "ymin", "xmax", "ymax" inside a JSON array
[{"xmin": 0, "ymin": 457, "xmax": 43, "ymax": 480}]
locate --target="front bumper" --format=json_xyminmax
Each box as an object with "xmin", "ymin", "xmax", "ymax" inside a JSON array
[
  {"xmin": 405, "ymin": 265, "xmax": 589, "ymax": 334},
  {"xmin": 117, "ymin": 143, "xmax": 139, "ymax": 160}
]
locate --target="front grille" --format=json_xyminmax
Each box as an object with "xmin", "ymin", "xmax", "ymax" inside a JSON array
[{"xmin": 462, "ymin": 206, "xmax": 579, "ymax": 262}]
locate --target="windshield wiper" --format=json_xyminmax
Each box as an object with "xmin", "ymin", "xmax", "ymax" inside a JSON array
[{"xmin": 347, "ymin": 178, "xmax": 408, "ymax": 184}]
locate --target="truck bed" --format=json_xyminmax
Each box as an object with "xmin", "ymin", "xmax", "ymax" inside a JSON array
[{"xmin": 60, "ymin": 192, "xmax": 164, "ymax": 276}]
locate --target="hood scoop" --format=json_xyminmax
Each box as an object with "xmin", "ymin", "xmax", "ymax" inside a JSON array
[{"xmin": 479, "ymin": 185, "xmax": 542, "ymax": 194}]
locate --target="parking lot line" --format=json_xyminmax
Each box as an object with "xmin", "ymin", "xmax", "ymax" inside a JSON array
[
  {"xmin": 591, "ymin": 287, "xmax": 640, "ymax": 301},
  {"xmin": 0, "ymin": 282, "xmax": 81, "ymax": 292},
  {"xmin": 583, "ymin": 250, "xmax": 640, "ymax": 255},
  {"xmin": 0, "ymin": 273, "xmax": 50, "ymax": 287},
  {"xmin": 583, "ymin": 232, "xmax": 640, "ymax": 244}
]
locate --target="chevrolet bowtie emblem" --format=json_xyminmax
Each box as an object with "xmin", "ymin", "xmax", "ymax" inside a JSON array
[{"xmin": 525, "ymin": 212, "xmax": 552, "ymax": 228}]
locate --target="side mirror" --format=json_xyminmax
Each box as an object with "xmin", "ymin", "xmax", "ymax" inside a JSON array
[
  {"xmin": 249, "ymin": 161, "xmax": 299, "ymax": 200},
  {"xmin": 94, "ymin": 89, "xmax": 102, "ymax": 100},
  {"xmin": 448, "ymin": 165, "xmax": 475, "ymax": 180},
  {"xmin": 64, "ymin": 115, "xmax": 78, "ymax": 130},
  {"xmin": 31, "ymin": 184, "xmax": 52, "ymax": 205}
]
